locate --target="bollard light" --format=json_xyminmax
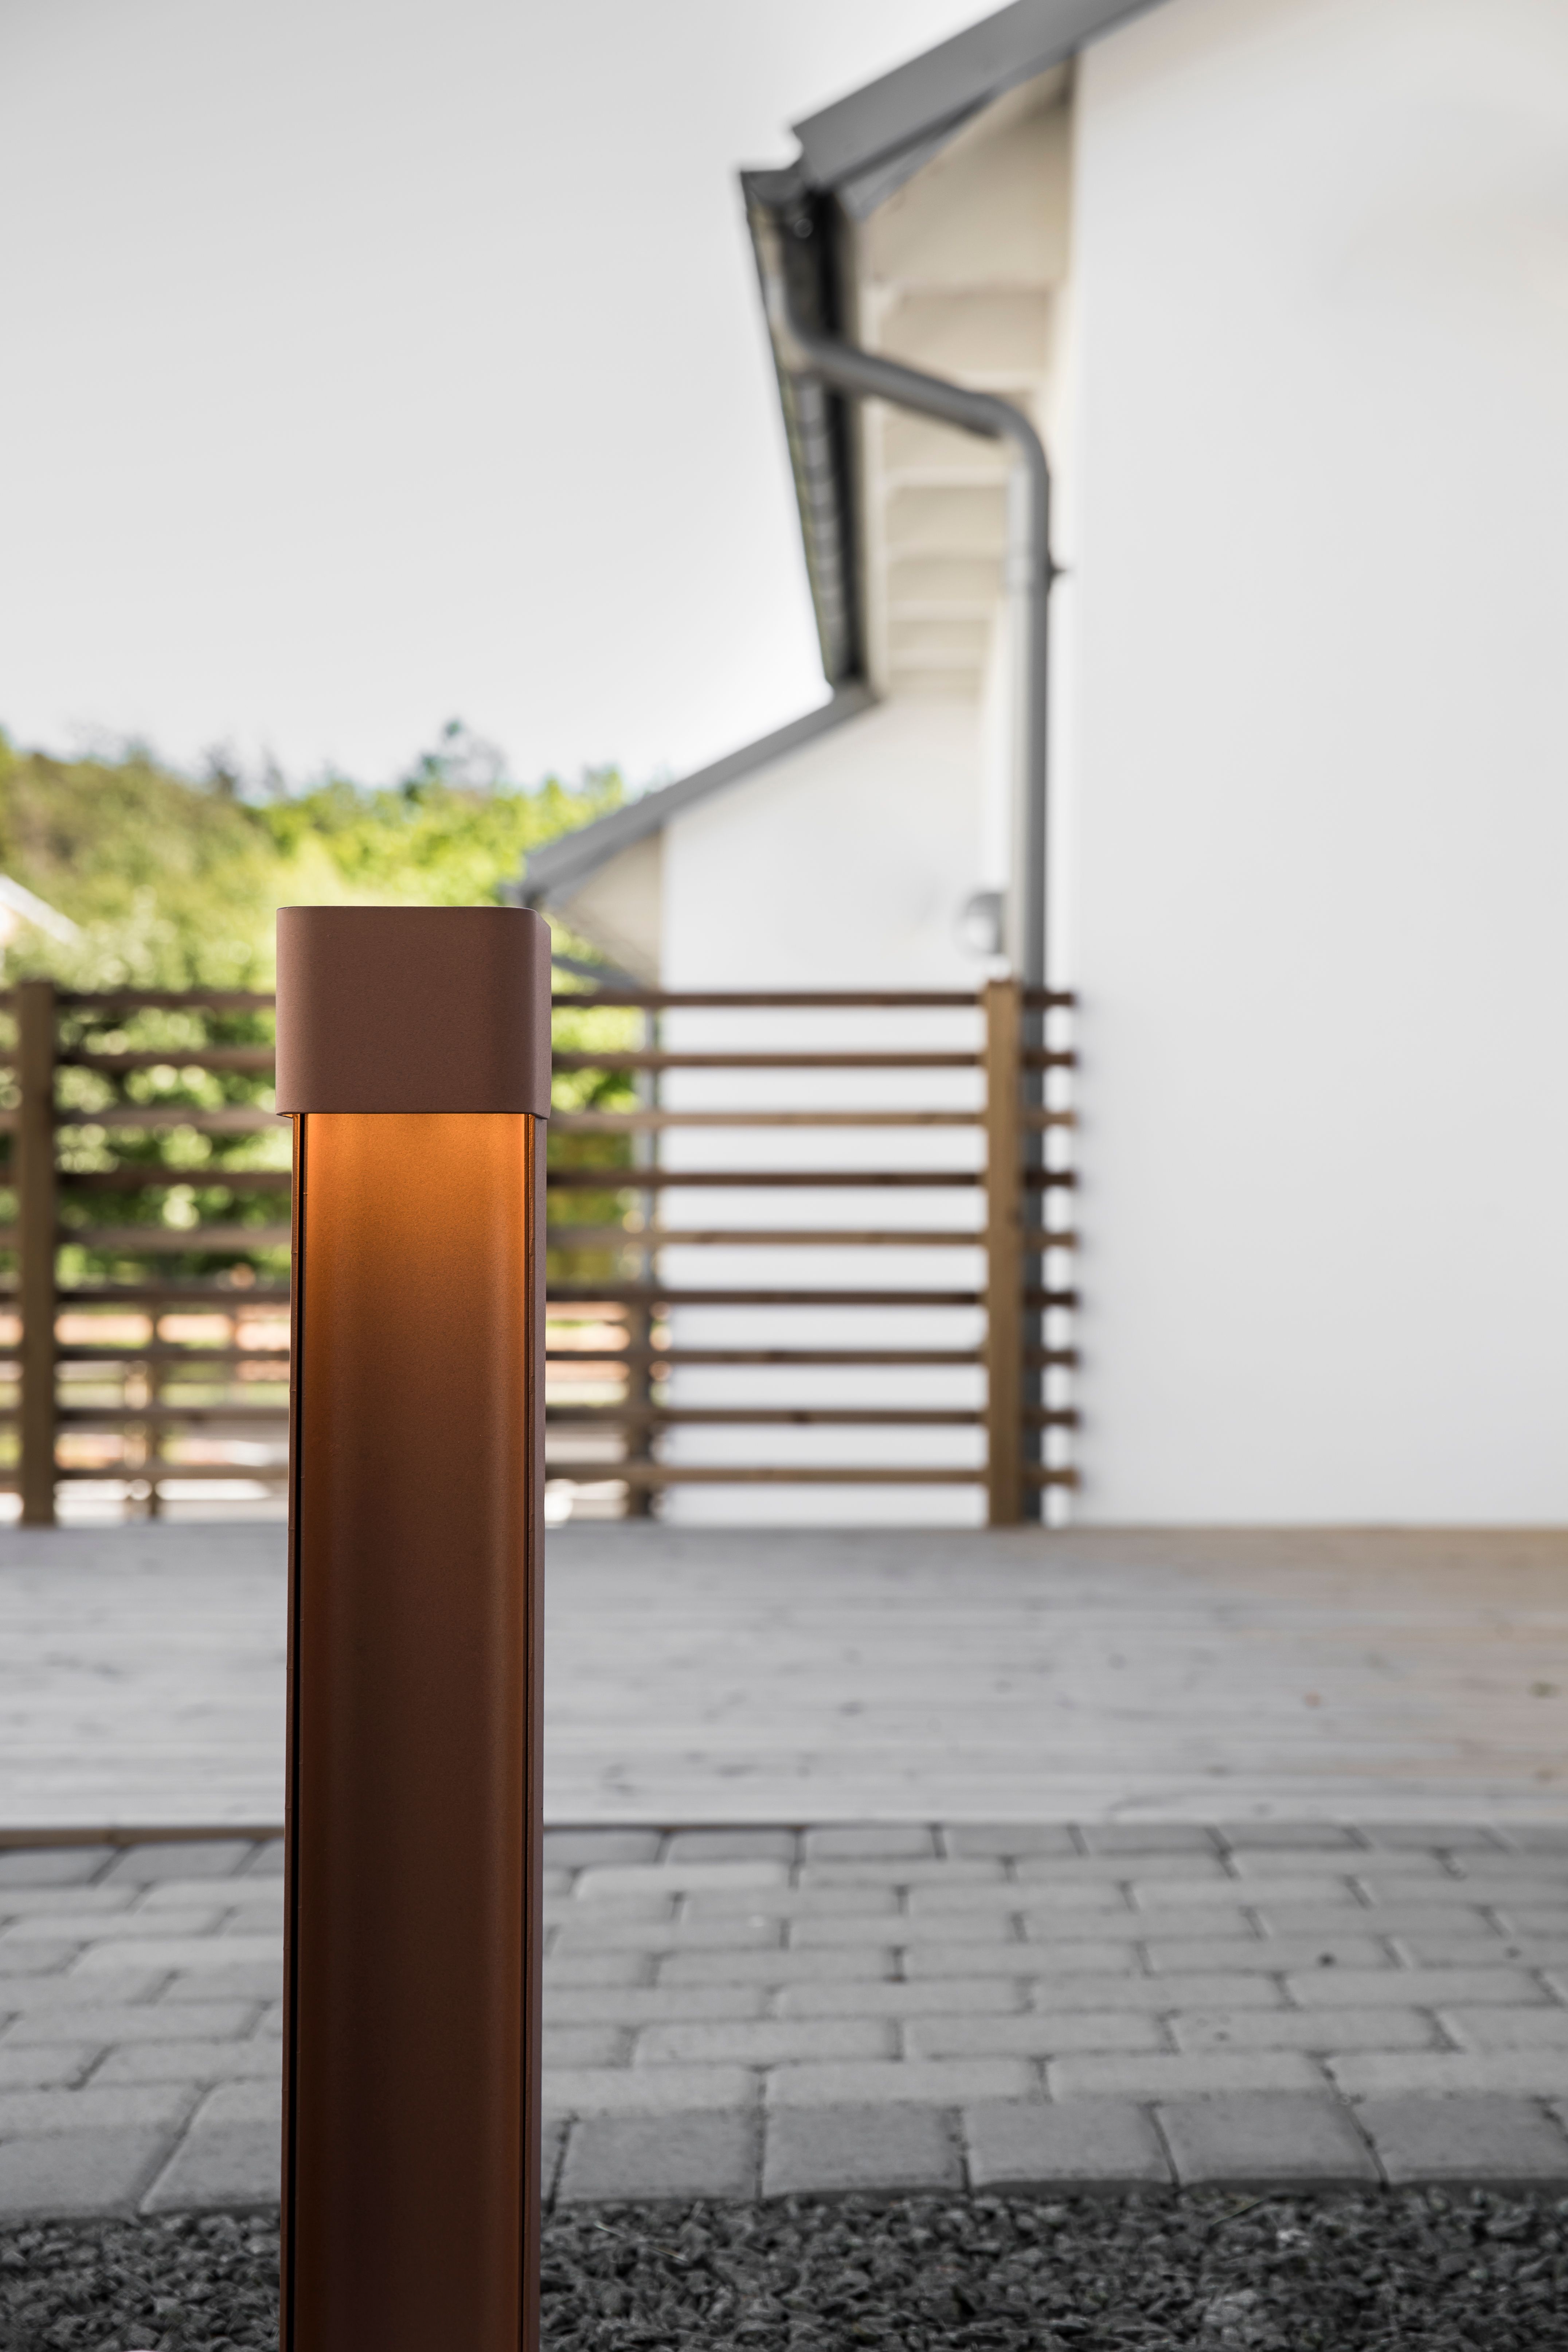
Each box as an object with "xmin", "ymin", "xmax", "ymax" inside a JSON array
[{"xmin": 275, "ymin": 906, "xmax": 551, "ymax": 2352}]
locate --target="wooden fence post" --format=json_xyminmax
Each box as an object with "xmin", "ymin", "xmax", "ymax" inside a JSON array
[
  {"xmin": 983, "ymin": 976, "xmax": 1023, "ymax": 1527},
  {"xmin": 17, "ymin": 978, "xmax": 57, "ymax": 1527}
]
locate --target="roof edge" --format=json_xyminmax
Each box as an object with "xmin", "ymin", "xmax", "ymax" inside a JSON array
[{"xmin": 516, "ymin": 685, "xmax": 876, "ymax": 906}]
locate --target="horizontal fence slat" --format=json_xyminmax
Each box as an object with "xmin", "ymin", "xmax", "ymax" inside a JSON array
[
  {"xmin": 551, "ymin": 1112, "xmax": 981, "ymax": 1132},
  {"xmin": 54, "ymin": 1461, "xmax": 288, "ymax": 1482},
  {"xmin": 551, "ymin": 991, "xmax": 981, "ymax": 1009},
  {"xmin": 59, "ymin": 991, "xmax": 277, "ymax": 1012},
  {"xmin": 546, "ymin": 1227, "xmax": 983, "ymax": 1249},
  {"xmin": 547, "ymin": 1286, "xmax": 985, "ymax": 1308},
  {"xmin": 553, "ymin": 1051, "xmax": 980, "ymax": 1071},
  {"xmin": 596, "ymin": 1465, "xmax": 986, "ymax": 1487},
  {"xmin": 546, "ymin": 1169, "xmax": 981, "ymax": 1189},
  {"xmin": 58, "ymin": 1355, "xmax": 291, "ymax": 1374},
  {"xmin": 61, "ymin": 1169, "xmax": 290, "ymax": 1192},
  {"xmin": 57, "ymin": 1406, "xmax": 289, "ymax": 1427},
  {"xmin": 54, "ymin": 1285, "xmax": 291, "ymax": 1308},
  {"xmin": 56, "ymin": 1109, "xmax": 281, "ymax": 1133},
  {"xmin": 58, "ymin": 1226, "xmax": 292, "ymax": 1253},
  {"xmin": 545, "ymin": 1349, "xmax": 983, "ymax": 1367},
  {"xmin": 546, "ymin": 1407, "xmax": 983, "ymax": 1427},
  {"xmin": 61, "ymin": 1051, "xmax": 277, "ymax": 1074}
]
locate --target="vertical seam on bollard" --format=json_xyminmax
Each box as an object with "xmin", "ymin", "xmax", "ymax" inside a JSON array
[{"xmin": 281, "ymin": 1110, "xmax": 306, "ymax": 2351}]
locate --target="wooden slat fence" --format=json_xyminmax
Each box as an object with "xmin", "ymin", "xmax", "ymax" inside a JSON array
[{"xmin": 0, "ymin": 976, "xmax": 1074, "ymax": 1524}]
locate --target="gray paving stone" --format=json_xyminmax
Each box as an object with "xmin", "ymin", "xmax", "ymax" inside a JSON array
[
  {"xmin": 1135, "ymin": 1876, "xmax": 1356, "ymax": 1910},
  {"xmin": 763, "ymin": 2102, "xmax": 959, "ymax": 2197},
  {"xmin": 1172, "ymin": 2008, "xmax": 1439, "ymax": 2053},
  {"xmin": 1157, "ymin": 2095, "xmax": 1377, "ymax": 2188},
  {"xmin": 1051, "ymin": 2053, "xmax": 1326, "ymax": 2099},
  {"xmin": 1218, "ymin": 1824, "xmax": 1363, "ymax": 1851},
  {"xmin": 578, "ymin": 1861, "xmax": 787, "ymax": 1898},
  {"xmin": 1501, "ymin": 1827, "xmax": 1568, "ymax": 1853},
  {"xmin": 766, "ymin": 2059, "xmax": 1036, "ymax": 2108},
  {"xmin": 0, "ymin": 1849, "xmax": 112, "ymax": 1887},
  {"xmin": 544, "ymin": 1830, "xmax": 662, "ymax": 1868},
  {"xmin": 1100, "ymin": 1908, "xmax": 1253, "ymax": 1942},
  {"xmin": 542, "ymin": 2064, "xmax": 755, "ymax": 2116},
  {"xmin": 906, "ymin": 2014, "xmax": 1163, "ymax": 2059},
  {"xmin": 800, "ymin": 1860, "xmax": 1006, "ymax": 1891},
  {"xmin": 140, "ymin": 1876, "xmax": 284, "ymax": 1911},
  {"xmin": 157, "ymin": 1963, "xmax": 283, "ymax": 2001},
  {"xmin": 1284, "ymin": 1965, "xmax": 1548, "ymax": 2007},
  {"xmin": 545, "ymin": 1985, "xmax": 766, "ymax": 2026},
  {"xmin": 1147, "ymin": 1937, "xmax": 1389, "ymax": 1974},
  {"xmin": 1028, "ymin": 1973, "xmax": 1286, "ymax": 2014},
  {"xmin": 74, "ymin": 1934, "xmax": 278, "ymax": 1975},
  {"xmin": 241, "ymin": 1840, "xmax": 286, "ymax": 1877},
  {"xmin": 776, "ymin": 1978, "xmax": 1022, "ymax": 2019},
  {"xmin": 907, "ymin": 1942, "xmax": 1136, "ymax": 1980},
  {"xmin": 551, "ymin": 1916, "xmax": 781, "ymax": 1955},
  {"xmin": 0, "ymin": 1887, "xmax": 138, "ymax": 1918},
  {"xmin": 686, "ymin": 1886, "xmax": 899, "ymax": 1919},
  {"xmin": 1439, "ymin": 2006, "xmax": 1568, "ymax": 2050},
  {"xmin": 1357, "ymin": 2094, "xmax": 1568, "ymax": 2185},
  {"xmin": 0, "ymin": 2045, "xmax": 97, "ymax": 2088},
  {"xmin": 0, "ymin": 2083, "xmax": 196, "ymax": 2134},
  {"xmin": 1079, "ymin": 1825, "xmax": 1219, "ymax": 1857},
  {"xmin": 540, "ymin": 2027, "xmax": 628, "ymax": 2067},
  {"xmin": 1358, "ymin": 1876, "xmax": 1531, "ymax": 1906},
  {"xmin": 912, "ymin": 1879, "xmax": 1126, "ymax": 1915},
  {"xmin": 542, "ymin": 1869, "xmax": 572, "ymax": 1898},
  {"xmin": 0, "ymin": 1942, "xmax": 85, "ymax": 1975},
  {"xmin": 94, "ymin": 2039, "xmax": 282, "ymax": 2085},
  {"xmin": 945, "ymin": 1825, "xmax": 1082, "ymax": 1859},
  {"xmin": 965, "ymin": 2098, "xmax": 1170, "ymax": 2191},
  {"xmin": 0, "ymin": 2128, "xmax": 175, "ymax": 2218},
  {"xmin": 793, "ymin": 1912, "xmax": 1007, "ymax": 1948},
  {"xmin": 0, "ymin": 1971, "xmax": 169, "ymax": 2012},
  {"xmin": 658, "ymin": 1947, "xmax": 894, "ymax": 1986},
  {"xmin": 541, "ymin": 2115, "xmax": 567, "ymax": 2199},
  {"xmin": 664, "ymin": 1829, "xmax": 797, "ymax": 1864},
  {"xmin": 637, "ymin": 2019, "xmax": 894, "ymax": 2066},
  {"xmin": 1329, "ymin": 2051, "xmax": 1568, "ymax": 2096},
  {"xmin": 102, "ymin": 1842, "xmax": 255, "ymax": 1884},
  {"xmin": 804, "ymin": 1826, "xmax": 937, "ymax": 1861},
  {"xmin": 559, "ymin": 2110, "xmax": 759, "ymax": 2203},
  {"xmin": 3, "ymin": 2000, "xmax": 257, "ymax": 2045},
  {"xmin": 1395, "ymin": 1932, "xmax": 1565, "ymax": 1966},
  {"xmin": 1017, "ymin": 1853, "xmax": 1231, "ymax": 1886},
  {"xmin": 143, "ymin": 2117, "xmax": 281, "ymax": 2210},
  {"xmin": 543, "ymin": 1953, "xmax": 651, "ymax": 1988},
  {"xmin": 1364, "ymin": 1825, "xmax": 1504, "ymax": 1851},
  {"xmin": 1254, "ymin": 1904, "xmax": 1492, "ymax": 1939},
  {"xmin": 195, "ymin": 2079, "xmax": 281, "ymax": 2123},
  {"xmin": 11, "ymin": 1908, "xmax": 226, "ymax": 1947}
]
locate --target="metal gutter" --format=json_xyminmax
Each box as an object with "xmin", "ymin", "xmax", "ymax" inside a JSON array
[{"xmin": 745, "ymin": 190, "xmax": 1056, "ymax": 993}]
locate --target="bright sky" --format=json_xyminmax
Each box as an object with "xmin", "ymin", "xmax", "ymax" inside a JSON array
[{"xmin": 0, "ymin": 0, "xmax": 992, "ymax": 793}]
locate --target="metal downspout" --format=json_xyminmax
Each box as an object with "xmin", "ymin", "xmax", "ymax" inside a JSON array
[
  {"xmin": 752, "ymin": 212, "xmax": 1056, "ymax": 993},
  {"xmin": 753, "ymin": 208, "xmax": 1062, "ymax": 1516}
]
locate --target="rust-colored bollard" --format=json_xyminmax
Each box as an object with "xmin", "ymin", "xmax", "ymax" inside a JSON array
[{"xmin": 275, "ymin": 906, "xmax": 550, "ymax": 2352}]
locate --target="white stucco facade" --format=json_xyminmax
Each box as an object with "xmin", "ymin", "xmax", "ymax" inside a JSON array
[
  {"xmin": 656, "ymin": 699, "xmax": 990, "ymax": 1525},
  {"xmin": 1065, "ymin": 0, "xmax": 1568, "ymax": 1519}
]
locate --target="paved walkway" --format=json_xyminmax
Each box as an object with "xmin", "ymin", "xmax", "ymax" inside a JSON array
[
  {"xmin": 3, "ymin": 1523, "xmax": 1568, "ymax": 1828},
  {"xmin": 3, "ymin": 1822, "xmax": 1568, "ymax": 2217}
]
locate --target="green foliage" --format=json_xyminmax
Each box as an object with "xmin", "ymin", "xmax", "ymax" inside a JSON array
[{"xmin": 0, "ymin": 721, "xmax": 626, "ymax": 988}]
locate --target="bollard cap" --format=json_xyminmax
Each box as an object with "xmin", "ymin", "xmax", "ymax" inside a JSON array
[{"xmin": 275, "ymin": 906, "xmax": 552, "ymax": 1114}]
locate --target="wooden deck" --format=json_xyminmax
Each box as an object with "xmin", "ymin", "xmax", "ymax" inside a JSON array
[{"xmin": 0, "ymin": 1524, "xmax": 1565, "ymax": 1829}]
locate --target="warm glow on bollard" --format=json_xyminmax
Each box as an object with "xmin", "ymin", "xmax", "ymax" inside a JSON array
[{"xmin": 276, "ymin": 907, "xmax": 551, "ymax": 2352}]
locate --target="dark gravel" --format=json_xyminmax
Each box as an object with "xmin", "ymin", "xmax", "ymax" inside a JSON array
[{"xmin": 1, "ymin": 2189, "xmax": 1564, "ymax": 2350}]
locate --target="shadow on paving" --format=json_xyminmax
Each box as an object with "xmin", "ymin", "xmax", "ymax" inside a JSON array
[{"xmin": 1, "ymin": 2188, "xmax": 1565, "ymax": 2350}]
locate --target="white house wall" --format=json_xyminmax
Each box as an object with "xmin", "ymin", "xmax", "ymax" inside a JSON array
[
  {"xmin": 656, "ymin": 698, "xmax": 990, "ymax": 1525},
  {"xmin": 1067, "ymin": 0, "xmax": 1568, "ymax": 1519}
]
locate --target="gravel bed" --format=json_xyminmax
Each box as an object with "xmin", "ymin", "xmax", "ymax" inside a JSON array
[{"xmin": 1, "ymin": 2189, "xmax": 1564, "ymax": 2350}]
